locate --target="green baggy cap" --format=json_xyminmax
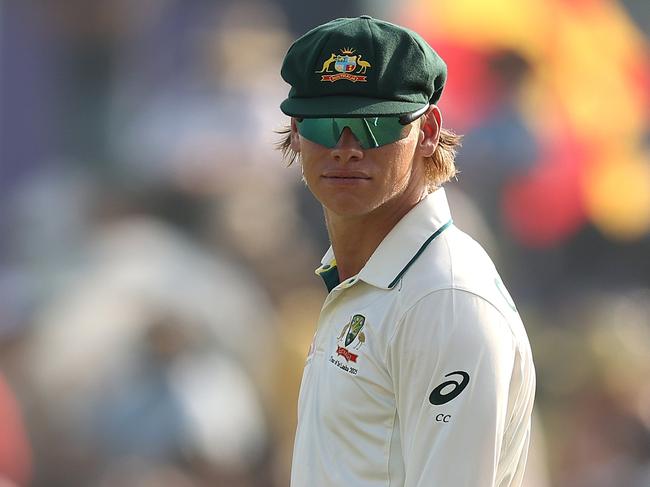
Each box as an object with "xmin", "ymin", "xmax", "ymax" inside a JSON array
[{"xmin": 280, "ymin": 15, "xmax": 447, "ymax": 118}]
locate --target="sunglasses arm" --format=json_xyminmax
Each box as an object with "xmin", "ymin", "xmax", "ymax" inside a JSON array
[{"xmin": 398, "ymin": 104, "xmax": 430, "ymax": 125}]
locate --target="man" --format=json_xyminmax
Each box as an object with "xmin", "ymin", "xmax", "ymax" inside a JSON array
[{"xmin": 278, "ymin": 15, "xmax": 536, "ymax": 487}]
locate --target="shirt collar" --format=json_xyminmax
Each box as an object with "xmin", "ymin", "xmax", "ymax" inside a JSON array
[{"xmin": 315, "ymin": 188, "xmax": 453, "ymax": 291}]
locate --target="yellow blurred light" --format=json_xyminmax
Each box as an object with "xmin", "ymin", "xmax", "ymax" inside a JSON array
[
  {"xmin": 402, "ymin": 0, "xmax": 550, "ymax": 57},
  {"xmin": 583, "ymin": 153, "xmax": 650, "ymax": 240},
  {"xmin": 547, "ymin": 1, "xmax": 648, "ymax": 140}
]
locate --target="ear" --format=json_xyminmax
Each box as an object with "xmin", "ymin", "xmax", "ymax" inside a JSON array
[
  {"xmin": 290, "ymin": 118, "xmax": 302, "ymax": 153},
  {"xmin": 417, "ymin": 105, "xmax": 442, "ymax": 158}
]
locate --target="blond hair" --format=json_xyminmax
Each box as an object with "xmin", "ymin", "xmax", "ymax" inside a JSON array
[{"xmin": 275, "ymin": 122, "xmax": 462, "ymax": 191}]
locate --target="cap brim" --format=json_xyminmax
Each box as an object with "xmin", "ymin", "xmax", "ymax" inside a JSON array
[{"xmin": 280, "ymin": 96, "xmax": 428, "ymax": 118}]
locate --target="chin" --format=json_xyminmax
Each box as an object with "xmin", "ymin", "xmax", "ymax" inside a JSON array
[
  {"xmin": 321, "ymin": 196, "xmax": 379, "ymax": 218},
  {"xmin": 310, "ymin": 181, "xmax": 383, "ymax": 218}
]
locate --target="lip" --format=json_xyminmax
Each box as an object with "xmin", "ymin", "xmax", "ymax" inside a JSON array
[{"xmin": 321, "ymin": 171, "xmax": 371, "ymax": 179}]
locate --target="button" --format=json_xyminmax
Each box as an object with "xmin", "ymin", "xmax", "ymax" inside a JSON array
[{"xmin": 359, "ymin": 15, "xmax": 372, "ymax": 19}]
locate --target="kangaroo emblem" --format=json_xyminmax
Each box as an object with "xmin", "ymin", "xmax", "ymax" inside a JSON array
[
  {"xmin": 352, "ymin": 332, "xmax": 365, "ymax": 350},
  {"xmin": 337, "ymin": 323, "xmax": 350, "ymax": 341},
  {"xmin": 316, "ymin": 53, "xmax": 337, "ymax": 73},
  {"xmin": 356, "ymin": 54, "xmax": 371, "ymax": 74}
]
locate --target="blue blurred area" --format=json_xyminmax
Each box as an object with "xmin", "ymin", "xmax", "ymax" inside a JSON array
[{"xmin": 0, "ymin": 1, "xmax": 649, "ymax": 486}]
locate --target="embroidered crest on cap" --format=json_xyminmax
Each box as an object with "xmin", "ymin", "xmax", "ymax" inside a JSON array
[{"xmin": 315, "ymin": 48, "xmax": 370, "ymax": 83}]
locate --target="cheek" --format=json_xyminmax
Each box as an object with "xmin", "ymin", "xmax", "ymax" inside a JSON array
[
  {"xmin": 380, "ymin": 139, "xmax": 418, "ymax": 184},
  {"xmin": 299, "ymin": 159, "xmax": 316, "ymax": 187},
  {"xmin": 297, "ymin": 143, "xmax": 325, "ymax": 187}
]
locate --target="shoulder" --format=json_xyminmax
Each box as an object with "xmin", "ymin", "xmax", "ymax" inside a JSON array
[
  {"xmin": 390, "ymin": 287, "xmax": 516, "ymax": 350},
  {"xmin": 391, "ymin": 225, "xmax": 531, "ymax": 349},
  {"xmin": 397, "ymin": 224, "xmax": 511, "ymax": 312},
  {"xmin": 387, "ymin": 287, "xmax": 534, "ymax": 391}
]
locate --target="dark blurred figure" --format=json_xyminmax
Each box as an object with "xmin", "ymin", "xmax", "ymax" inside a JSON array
[{"xmin": 456, "ymin": 49, "xmax": 538, "ymax": 231}]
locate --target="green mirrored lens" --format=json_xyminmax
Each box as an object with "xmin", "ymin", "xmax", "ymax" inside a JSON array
[{"xmin": 297, "ymin": 117, "xmax": 406, "ymax": 149}]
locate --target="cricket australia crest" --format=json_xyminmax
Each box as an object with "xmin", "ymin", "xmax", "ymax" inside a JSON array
[
  {"xmin": 329, "ymin": 314, "xmax": 366, "ymax": 375},
  {"xmin": 316, "ymin": 48, "xmax": 370, "ymax": 83}
]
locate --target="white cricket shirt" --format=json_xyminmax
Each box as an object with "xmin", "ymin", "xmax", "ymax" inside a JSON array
[{"xmin": 291, "ymin": 188, "xmax": 536, "ymax": 487}]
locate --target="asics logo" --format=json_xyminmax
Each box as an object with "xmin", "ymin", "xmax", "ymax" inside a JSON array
[{"xmin": 428, "ymin": 371, "xmax": 470, "ymax": 405}]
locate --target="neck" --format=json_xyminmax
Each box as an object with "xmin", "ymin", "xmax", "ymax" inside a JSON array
[{"xmin": 325, "ymin": 192, "xmax": 427, "ymax": 282}]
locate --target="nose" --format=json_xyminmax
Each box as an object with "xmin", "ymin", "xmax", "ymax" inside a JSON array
[{"xmin": 331, "ymin": 127, "xmax": 364, "ymax": 163}]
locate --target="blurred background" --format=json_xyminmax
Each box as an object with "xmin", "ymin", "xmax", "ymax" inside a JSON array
[{"xmin": 1, "ymin": 0, "xmax": 649, "ymax": 486}]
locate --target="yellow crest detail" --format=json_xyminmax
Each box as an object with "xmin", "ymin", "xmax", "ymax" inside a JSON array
[{"xmin": 316, "ymin": 48, "xmax": 371, "ymax": 82}]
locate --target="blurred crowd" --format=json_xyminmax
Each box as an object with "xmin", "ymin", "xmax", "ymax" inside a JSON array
[{"xmin": 1, "ymin": 1, "xmax": 649, "ymax": 486}]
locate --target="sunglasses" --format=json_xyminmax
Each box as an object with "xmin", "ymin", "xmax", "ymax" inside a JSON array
[{"xmin": 296, "ymin": 105, "xmax": 429, "ymax": 150}]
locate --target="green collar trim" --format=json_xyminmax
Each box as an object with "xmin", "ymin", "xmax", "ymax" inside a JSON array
[
  {"xmin": 315, "ymin": 219, "xmax": 452, "ymax": 292},
  {"xmin": 387, "ymin": 219, "xmax": 453, "ymax": 288},
  {"xmin": 316, "ymin": 264, "xmax": 340, "ymax": 293}
]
